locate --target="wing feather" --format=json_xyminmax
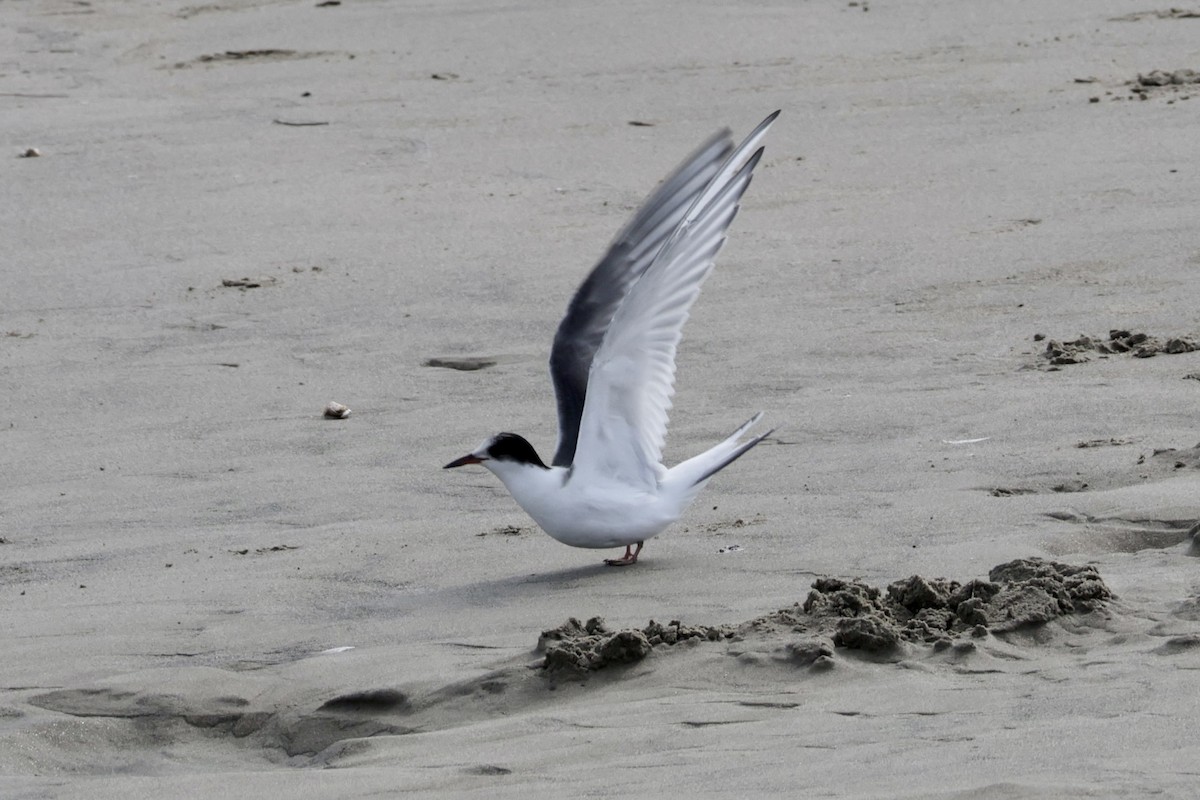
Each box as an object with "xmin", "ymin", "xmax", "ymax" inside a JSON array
[
  {"xmin": 549, "ymin": 130, "xmax": 735, "ymax": 467},
  {"xmin": 569, "ymin": 112, "xmax": 778, "ymax": 488}
]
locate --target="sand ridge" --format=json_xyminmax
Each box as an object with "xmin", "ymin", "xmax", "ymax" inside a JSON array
[
  {"xmin": 20, "ymin": 559, "xmax": 1122, "ymax": 766},
  {"xmin": 536, "ymin": 558, "xmax": 1114, "ymax": 672}
]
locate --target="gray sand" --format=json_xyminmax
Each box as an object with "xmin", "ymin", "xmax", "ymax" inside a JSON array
[{"xmin": 4, "ymin": 0, "xmax": 1199, "ymax": 797}]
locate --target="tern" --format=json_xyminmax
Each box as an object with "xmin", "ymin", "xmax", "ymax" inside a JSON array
[{"xmin": 445, "ymin": 111, "xmax": 779, "ymax": 566}]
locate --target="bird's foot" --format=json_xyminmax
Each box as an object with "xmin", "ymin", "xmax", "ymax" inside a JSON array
[{"xmin": 603, "ymin": 541, "xmax": 643, "ymax": 567}]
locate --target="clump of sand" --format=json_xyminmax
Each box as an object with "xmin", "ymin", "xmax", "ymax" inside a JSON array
[
  {"xmin": 538, "ymin": 558, "xmax": 1113, "ymax": 671},
  {"xmin": 1040, "ymin": 329, "xmax": 1198, "ymax": 367},
  {"xmin": 538, "ymin": 617, "xmax": 728, "ymax": 671}
]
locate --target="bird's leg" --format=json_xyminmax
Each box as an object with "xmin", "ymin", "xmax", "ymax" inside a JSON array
[{"xmin": 603, "ymin": 541, "xmax": 643, "ymax": 567}]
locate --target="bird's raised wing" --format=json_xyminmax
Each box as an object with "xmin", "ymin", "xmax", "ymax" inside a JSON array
[
  {"xmin": 549, "ymin": 130, "xmax": 735, "ymax": 467},
  {"xmin": 569, "ymin": 111, "xmax": 778, "ymax": 490}
]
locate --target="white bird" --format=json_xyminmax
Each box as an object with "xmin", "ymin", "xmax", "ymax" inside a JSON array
[{"xmin": 445, "ymin": 111, "xmax": 779, "ymax": 566}]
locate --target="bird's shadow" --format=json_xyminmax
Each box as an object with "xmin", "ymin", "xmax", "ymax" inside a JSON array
[{"xmin": 431, "ymin": 560, "xmax": 659, "ymax": 611}]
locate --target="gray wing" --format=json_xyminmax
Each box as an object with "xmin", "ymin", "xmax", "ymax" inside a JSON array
[
  {"xmin": 549, "ymin": 129, "xmax": 735, "ymax": 467},
  {"xmin": 569, "ymin": 112, "xmax": 776, "ymax": 490}
]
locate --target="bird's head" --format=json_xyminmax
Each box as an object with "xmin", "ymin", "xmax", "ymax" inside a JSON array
[{"xmin": 443, "ymin": 432, "xmax": 549, "ymax": 471}]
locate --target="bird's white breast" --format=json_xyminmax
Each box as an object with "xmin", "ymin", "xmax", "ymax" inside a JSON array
[{"xmin": 486, "ymin": 463, "xmax": 682, "ymax": 549}]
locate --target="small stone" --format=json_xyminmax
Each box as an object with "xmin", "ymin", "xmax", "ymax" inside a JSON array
[
  {"xmin": 423, "ymin": 356, "xmax": 497, "ymax": 371},
  {"xmin": 323, "ymin": 401, "xmax": 351, "ymax": 419}
]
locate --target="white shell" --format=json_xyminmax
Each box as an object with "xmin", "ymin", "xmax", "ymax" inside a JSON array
[{"xmin": 323, "ymin": 401, "xmax": 351, "ymax": 419}]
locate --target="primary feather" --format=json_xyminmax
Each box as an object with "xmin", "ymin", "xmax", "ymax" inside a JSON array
[
  {"xmin": 569, "ymin": 111, "xmax": 778, "ymax": 490},
  {"xmin": 549, "ymin": 130, "xmax": 735, "ymax": 467}
]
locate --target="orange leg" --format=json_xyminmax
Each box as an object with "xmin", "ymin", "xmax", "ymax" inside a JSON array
[{"xmin": 604, "ymin": 541, "xmax": 643, "ymax": 567}]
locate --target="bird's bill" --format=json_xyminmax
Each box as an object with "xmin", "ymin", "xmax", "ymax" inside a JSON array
[{"xmin": 443, "ymin": 453, "xmax": 485, "ymax": 469}]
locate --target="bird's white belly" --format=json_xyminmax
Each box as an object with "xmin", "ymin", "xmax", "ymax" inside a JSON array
[{"xmin": 514, "ymin": 481, "xmax": 680, "ymax": 549}]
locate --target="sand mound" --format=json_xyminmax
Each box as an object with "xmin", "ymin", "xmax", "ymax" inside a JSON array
[
  {"xmin": 538, "ymin": 617, "xmax": 728, "ymax": 671},
  {"xmin": 1039, "ymin": 329, "xmax": 1198, "ymax": 367},
  {"xmin": 537, "ymin": 558, "xmax": 1113, "ymax": 671},
  {"xmin": 12, "ymin": 559, "xmax": 1130, "ymax": 774}
]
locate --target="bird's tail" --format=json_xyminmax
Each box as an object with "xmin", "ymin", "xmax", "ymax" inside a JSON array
[{"xmin": 664, "ymin": 413, "xmax": 773, "ymax": 496}]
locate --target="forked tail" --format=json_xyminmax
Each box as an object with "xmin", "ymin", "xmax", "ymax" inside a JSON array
[{"xmin": 664, "ymin": 413, "xmax": 774, "ymax": 495}]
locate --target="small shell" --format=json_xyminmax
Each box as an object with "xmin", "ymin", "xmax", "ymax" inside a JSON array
[
  {"xmin": 319, "ymin": 646, "xmax": 355, "ymax": 655},
  {"xmin": 323, "ymin": 401, "xmax": 351, "ymax": 419}
]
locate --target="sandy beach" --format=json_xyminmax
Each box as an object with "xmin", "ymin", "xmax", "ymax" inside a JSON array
[{"xmin": 3, "ymin": 0, "xmax": 1199, "ymax": 796}]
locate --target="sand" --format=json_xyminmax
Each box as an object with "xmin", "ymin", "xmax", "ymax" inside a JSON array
[{"xmin": 3, "ymin": 0, "xmax": 1199, "ymax": 797}]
